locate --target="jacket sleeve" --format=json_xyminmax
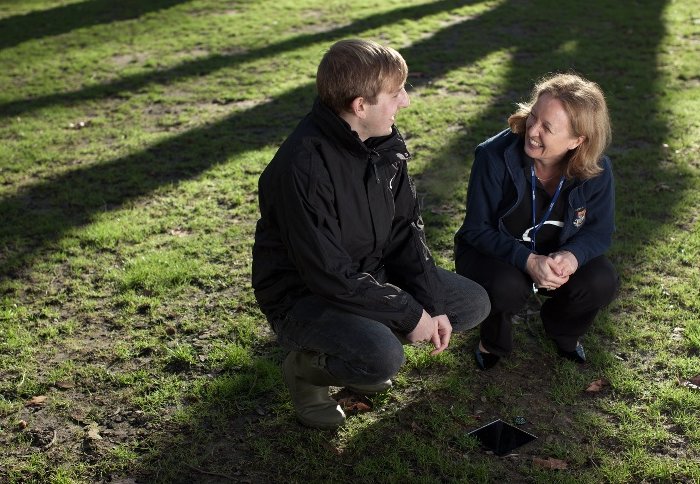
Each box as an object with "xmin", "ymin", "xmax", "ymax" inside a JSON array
[
  {"xmin": 559, "ymin": 157, "xmax": 615, "ymax": 266},
  {"xmin": 382, "ymin": 160, "xmax": 446, "ymax": 316},
  {"xmin": 458, "ymin": 144, "xmax": 534, "ymax": 271},
  {"xmin": 276, "ymin": 149, "xmax": 423, "ymax": 333}
]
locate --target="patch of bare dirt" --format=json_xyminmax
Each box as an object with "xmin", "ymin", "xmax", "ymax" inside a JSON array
[{"xmin": 112, "ymin": 52, "xmax": 151, "ymax": 68}]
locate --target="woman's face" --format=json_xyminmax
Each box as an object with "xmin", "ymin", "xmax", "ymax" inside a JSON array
[{"xmin": 524, "ymin": 93, "xmax": 584, "ymax": 165}]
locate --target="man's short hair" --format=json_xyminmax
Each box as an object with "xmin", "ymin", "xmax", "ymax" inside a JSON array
[{"xmin": 316, "ymin": 39, "xmax": 408, "ymax": 115}]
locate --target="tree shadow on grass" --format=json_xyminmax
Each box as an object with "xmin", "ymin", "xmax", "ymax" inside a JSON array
[
  {"xmin": 0, "ymin": 83, "xmax": 312, "ymax": 276},
  {"xmin": 1, "ymin": 0, "xmax": 684, "ymax": 480},
  {"xmin": 0, "ymin": 0, "xmax": 676, "ymax": 295},
  {"xmin": 141, "ymin": 366, "xmax": 489, "ymax": 482},
  {"xmin": 0, "ymin": 0, "xmax": 481, "ymax": 277},
  {"xmin": 0, "ymin": 0, "xmax": 192, "ymax": 51},
  {"xmin": 0, "ymin": 0, "xmax": 479, "ymax": 117},
  {"xmin": 402, "ymin": 0, "xmax": 675, "ymax": 263},
  {"xmin": 133, "ymin": 332, "xmax": 594, "ymax": 482}
]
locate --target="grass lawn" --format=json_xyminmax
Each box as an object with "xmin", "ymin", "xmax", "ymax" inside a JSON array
[{"xmin": 1, "ymin": 0, "xmax": 699, "ymax": 482}]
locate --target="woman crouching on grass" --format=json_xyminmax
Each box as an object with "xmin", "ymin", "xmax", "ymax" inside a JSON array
[{"xmin": 455, "ymin": 72, "xmax": 620, "ymax": 370}]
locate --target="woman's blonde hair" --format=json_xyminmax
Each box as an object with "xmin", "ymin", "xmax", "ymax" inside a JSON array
[
  {"xmin": 508, "ymin": 73, "xmax": 612, "ymax": 179},
  {"xmin": 316, "ymin": 39, "xmax": 408, "ymax": 115}
]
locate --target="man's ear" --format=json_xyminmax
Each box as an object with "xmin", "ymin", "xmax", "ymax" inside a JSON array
[{"xmin": 349, "ymin": 96, "xmax": 366, "ymax": 118}]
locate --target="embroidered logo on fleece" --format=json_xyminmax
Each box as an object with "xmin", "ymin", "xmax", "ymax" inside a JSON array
[{"xmin": 573, "ymin": 207, "xmax": 586, "ymax": 228}]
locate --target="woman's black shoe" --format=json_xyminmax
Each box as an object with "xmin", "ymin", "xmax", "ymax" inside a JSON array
[
  {"xmin": 474, "ymin": 346, "xmax": 500, "ymax": 370},
  {"xmin": 557, "ymin": 342, "xmax": 586, "ymax": 364}
]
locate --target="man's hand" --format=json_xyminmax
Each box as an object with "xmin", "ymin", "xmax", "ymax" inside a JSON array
[
  {"xmin": 430, "ymin": 314, "xmax": 452, "ymax": 355},
  {"xmin": 405, "ymin": 311, "xmax": 452, "ymax": 355},
  {"xmin": 526, "ymin": 253, "xmax": 569, "ymax": 290},
  {"xmin": 406, "ymin": 310, "xmax": 435, "ymax": 344}
]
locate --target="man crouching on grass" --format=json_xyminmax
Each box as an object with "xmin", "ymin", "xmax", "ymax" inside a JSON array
[{"xmin": 252, "ymin": 39, "xmax": 490, "ymax": 429}]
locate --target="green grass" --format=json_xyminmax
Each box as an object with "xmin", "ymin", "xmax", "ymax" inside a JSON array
[{"xmin": 1, "ymin": 0, "xmax": 699, "ymax": 482}]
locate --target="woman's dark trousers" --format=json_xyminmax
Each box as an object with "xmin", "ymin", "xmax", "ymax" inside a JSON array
[{"xmin": 455, "ymin": 246, "xmax": 618, "ymax": 356}]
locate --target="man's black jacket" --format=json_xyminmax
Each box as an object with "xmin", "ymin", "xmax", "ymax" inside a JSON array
[{"xmin": 251, "ymin": 99, "xmax": 445, "ymax": 333}]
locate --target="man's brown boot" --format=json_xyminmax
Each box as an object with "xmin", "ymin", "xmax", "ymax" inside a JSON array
[{"xmin": 282, "ymin": 351, "xmax": 345, "ymax": 429}]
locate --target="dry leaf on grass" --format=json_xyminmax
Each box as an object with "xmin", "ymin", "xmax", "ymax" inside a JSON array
[
  {"xmin": 26, "ymin": 395, "xmax": 48, "ymax": 406},
  {"xmin": 585, "ymin": 379, "xmax": 608, "ymax": 392},
  {"xmin": 86, "ymin": 422, "xmax": 102, "ymax": 441},
  {"xmin": 533, "ymin": 457, "xmax": 568, "ymax": 469},
  {"xmin": 55, "ymin": 381, "xmax": 75, "ymax": 389},
  {"xmin": 680, "ymin": 374, "xmax": 700, "ymax": 390},
  {"xmin": 336, "ymin": 395, "xmax": 371, "ymax": 414},
  {"xmin": 68, "ymin": 120, "xmax": 91, "ymax": 129}
]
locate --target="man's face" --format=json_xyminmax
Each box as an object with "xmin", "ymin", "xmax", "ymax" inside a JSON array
[{"xmin": 359, "ymin": 85, "xmax": 410, "ymax": 140}]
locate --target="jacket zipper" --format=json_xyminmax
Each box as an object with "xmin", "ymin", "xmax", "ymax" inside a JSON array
[{"xmin": 370, "ymin": 151, "xmax": 381, "ymax": 184}]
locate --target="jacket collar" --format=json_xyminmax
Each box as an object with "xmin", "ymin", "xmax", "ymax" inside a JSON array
[
  {"xmin": 504, "ymin": 132, "xmax": 526, "ymax": 180},
  {"xmin": 310, "ymin": 98, "xmax": 409, "ymax": 158},
  {"xmin": 311, "ymin": 97, "xmax": 369, "ymax": 157}
]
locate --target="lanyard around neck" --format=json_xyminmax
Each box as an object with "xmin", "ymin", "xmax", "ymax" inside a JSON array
[{"xmin": 530, "ymin": 162, "xmax": 565, "ymax": 253}]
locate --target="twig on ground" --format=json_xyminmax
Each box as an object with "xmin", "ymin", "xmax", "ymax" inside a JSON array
[
  {"xmin": 42, "ymin": 429, "xmax": 58, "ymax": 450},
  {"xmin": 245, "ymin": 373, "xmax": 259, "ymax": 397},
  {"xmin": 185, "ymin": 463, "xmax": 235, "ymax": 481}
]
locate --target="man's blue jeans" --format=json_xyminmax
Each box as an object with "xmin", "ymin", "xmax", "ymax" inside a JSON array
[{"xmin": 271, "ymin": 268, "xmax": 490, "ymax": 386}]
